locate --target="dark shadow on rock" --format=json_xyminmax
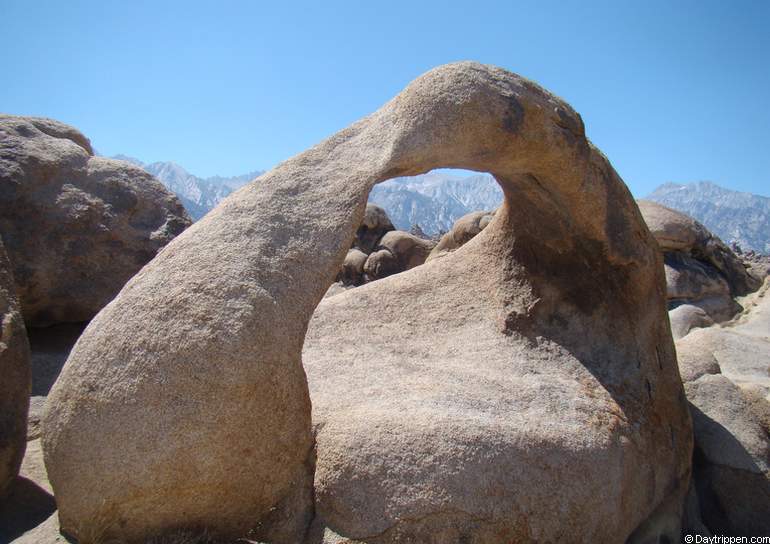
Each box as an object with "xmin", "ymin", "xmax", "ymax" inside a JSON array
[
  {"xmin": 689, "ymin": 403, "xmax": 770, "ymax": 537},
  {"xmin": 28, "ymin": 322, "xmax": 87, "ymax": 396},
  {"xmin": 0, "ymin": 476, "xmax": 57, "ymax": 543},
  {"xmin": 25, "ymin": 323, "xmax": 87, "ymax": 440}
]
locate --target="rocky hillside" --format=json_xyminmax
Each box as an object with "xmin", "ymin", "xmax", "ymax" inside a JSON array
[
  {"xmin": 113, "ymin": 155, "xmax": 261, "ymax": 220},
  {"xmin": 368, "ymin": 171, "xmax": 503, "ymax": 234},
  {"xmin": 647, "ymin": 181, "xmax": 770, "ymax": 253}
]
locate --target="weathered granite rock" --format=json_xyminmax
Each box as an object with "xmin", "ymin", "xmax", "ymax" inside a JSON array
[
  {"xmin": 637, "ymin": 200, "xmax": 760, "ymax": 334},
  {"xmin": 0, "ymin": 237, "xmax": 31, "ymax": 498},
  {"xmin": 668, "ymin": 304, "xmax": 716, "ymax": 341},
  {"xmin": 337, "ymin": 249, "xmax": 369, "ymax": 286},
  {"xmin": 638, "ymin": 200, "xmax": 760, "ymax": 299},
  {"xmin": 0, "ymin": 115, "xmax": 191, "ymax": 326},
  {"xmin": 638, "ymin": 200, "xmax": 709, "ymax": 252},
  {"xmin": 302, "ymin": 64, "xmax": 691, "ymax": 542},
  {"xmin": 354, "ymin": 204, "xmax": 394, "ymax": 254},
  {"xmin": 363, "ymin": 231, "xmax": 436, "ymax": 281},
  {"xmin": 338, "ymin": 207, "xmax": 434, "ymax": 286},
  {"xmin": 427, "ymin": 209, "xmax": 496, "ymax": 261},
  {"xmin": 686, "ymin": 375, "xmax": 770, "ymax": 536},
  {"xmin": 665, "ymin": 252, "xmax": 731, "ymax": 303},
  {"xmin": 43, "ymin": 63, "xmax": 691, "ymax": 542},
  {"xmin": 676, "ymin": 278, "xmax": 770, "ymax": 535}
]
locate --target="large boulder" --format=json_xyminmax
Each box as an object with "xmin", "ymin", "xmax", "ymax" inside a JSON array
[
  {"xmin": 0, "ymin": 115, "xmax": 191, "ymax": 327},
  {"xmin": 668, "ymin": 305, "xmax": 715, "ymax": 344},
  {"xmin": 337, "ymin": 248, "xmax": 369, "ymax": 286},
  {"xmin": 637, "ymin": 200, "xmax": 708, "ymax": 252},
  {"xmin": 637, "ymin": 200, "xmax": 760, "ymax": 335},
  {"xmin": 305, "ymin": 65, "xmax": 691, "ymax": 542},
  {"xmin": 638, "ymin": 200, "xmax": 760, "ymax": 299},
  {"xmin": 0, "ymin": 236, "xmax": 31, "ymax": 498},
  {"xmin": 426, "ymin": 209, "xmax": 496, "ymax": 261},
  {"xmin": 664, "ymin": 252, "xmax": 731, "ymax": 303},
  {"xmin": 43, "ymin": 63, "xmax": 691, "ymax": 542}
]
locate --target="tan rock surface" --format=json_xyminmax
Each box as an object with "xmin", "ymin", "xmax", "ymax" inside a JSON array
[
  {"xmin": 676, "ymin": 278, "xmax": 770, "ymax": 535},
  {"xmin": 44, "ymin": 62, "xmax": 691, "ymax": 542},
  {"xmin": 638, "ymin": 200, "xmax": 760, "ymax": 299},
  {"xmin": 638, "ymin": 200, "xmax": 708, "ymax": 252},
  {"xmin": 0, "ymin": 115, "xmax": 191, "ymax": 326},
  {"xmin": 0, "ymin": 236, "xmax": 31, "ymax": 498},
  {"xmin": 685, "ymin": 375, "xmax": 770, "ymax": 536},
  {"xmin": 669, "ymin": 304, "xmax": 715, "ymax": 342},
  {"xmin": 302, "ymin": 64, "xmax": 691, "ymax": 542}
]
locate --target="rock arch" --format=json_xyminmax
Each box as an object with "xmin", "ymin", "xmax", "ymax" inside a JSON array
[{"xmin": 43, "ymin": 62, "xmax": 692, "ymax": 542}]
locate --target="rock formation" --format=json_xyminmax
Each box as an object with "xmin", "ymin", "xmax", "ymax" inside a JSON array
[
  {"xmin": 0, "ymin": 236, "xmax": 31, "ymax": 498},
  {"xmin": 43, "ymin": 63, "xmax": 692, "ymax": 542},
  {"xmin": 637, "ymin": 200, "xmax": 762, "ymax": 339},
  {"xmin": 0, "ymin": 115, "xmax": 192, "ymax": 327},
  {"xmin": 676, "ymin": 279, "xmax": 770, "ymax": 536}
]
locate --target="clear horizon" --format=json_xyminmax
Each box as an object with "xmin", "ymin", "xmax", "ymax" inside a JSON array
[{"xmin": 2, "ymin": 0, "xmax": 769, "ymax": 197}]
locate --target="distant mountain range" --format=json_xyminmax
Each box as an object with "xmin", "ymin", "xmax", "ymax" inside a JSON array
[
  {"xmin": 112, "ymin": 155, "xmax": 262, "ymax": 220},
  {"xmin": 110, "ymin": 155, "xmax": 768, "ymax": 253},
  {"xmin": 368, "ymin": 171, "xmax": 503, "ymax": 234},
  {"xmin": 112, "ymin": 156, "xmax": 503, "ymax": 230},
  {"xmin": 647, "ymin": 181, "xmax": 770, "ymax": 253}
]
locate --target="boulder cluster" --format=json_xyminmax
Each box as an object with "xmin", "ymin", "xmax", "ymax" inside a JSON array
[
  {"xmin": 332, "ymin": 203, "xmax": 436, "ymax": 291},
  {"xmin": 1, "ymin": 63, "xmax": 768, "ymax": 543},
  {"xmin": 332, "ymin": 207, "xmax": 495, "ymax": 295},
  {"xmin": 677, "ymin": 279, "xmax": 770, "ymax": 536}
]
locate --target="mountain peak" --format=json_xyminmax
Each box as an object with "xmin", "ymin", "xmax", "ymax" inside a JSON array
[
  {"xmin": 111, "ymin": 154, "xmax": 145, "ymax": 167},
  {"xmin": 646, "ymin": 181, "xmax": 770, "ymax": 253},
  {"xmin": 110, "ymin": 156, "xmax": 263, "ymax": 220},
  {"xmin": 369, "ymin": 171, "xmax": 503, "ymax": 234}
]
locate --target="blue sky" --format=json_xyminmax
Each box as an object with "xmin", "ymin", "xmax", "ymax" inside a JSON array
[{"xmin": 2, "ymin": 0, "xmax": 768, "ymax": 197}]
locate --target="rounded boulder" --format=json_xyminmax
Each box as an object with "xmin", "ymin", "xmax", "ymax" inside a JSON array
[{"xmin": 0, "ymin": 115, "xmax": 191, "ymax": 326}]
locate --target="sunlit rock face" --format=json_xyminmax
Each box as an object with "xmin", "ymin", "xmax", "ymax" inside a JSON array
[
  {"xmin": 42, "ymin": 63, "xmax": 691, "ymax": 543},
  {"xmin": 637, "ymin": 199, "xmax": 762, "ymax": 339},
  {"xmin": 676, "ymin": 278, "xmax": 770, "ymax": 536},
  {"xmin": 0, "ymin": 236, "xmax": 31, "ymax": 499},
  {"xmin": 0, "ymin": 114, "xmax": 191, "ymax": 327}
]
